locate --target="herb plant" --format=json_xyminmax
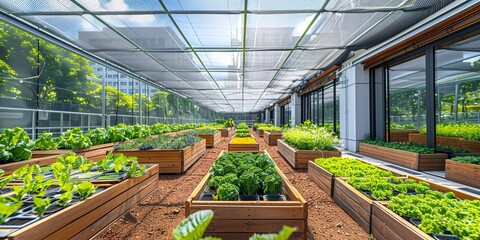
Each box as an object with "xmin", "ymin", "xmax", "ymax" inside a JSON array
[
  {"xmin": 283, "ymin": 125, "xmax": 338, "ymax": 150},
  {"xmin": 34, "ymin": 131, "xmax": 58, "ymax": 150},
  {"xmin": 0, "ymin": 127, "xmax": 34, "ymax": 162},
  {"xmin": 362, "ymin": 139, "xmax": 435, "ymax": 154}
]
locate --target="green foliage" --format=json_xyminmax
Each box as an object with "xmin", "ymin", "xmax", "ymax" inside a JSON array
[
  {"xmin": 56, "ymin": 128, "xmax": 92, "ymax": 149},
  {"xmin": 249, "ymin": 226, "xmax": 296, "ymax": 240},
  {"xmin": 208, "ymin": 152, "xmax": 282, "ymax": 199},
  {"xmin": 224, "ymin": 118, "xmax": 235, "ymax": 128},
  {"xmin": 86, "ymin": 128, "xmax": 107, "ymax": 146},
  {"xmin": 388, "ymin": 191, "xmax": 480, "ymax": 239},
  {"xmin": 390, "ymin": 123, "xmax": 416, "ymax": 130},
  {"xmin": 237, "ymin": 123, "xmax": 248, "ymax": 129},
  {"xmin": 420, "ymin": 122, "xmax": 480, "ymax": 141},
  {"xmin": 114, "ymin": 133, "xmax": 202, "ymax": 150},
  {"xmin": 314, "ymin": 157, "xmax": 394, "ymax": 178},
  {"xmin": 75, "ymin": 181, "xmax": 96, "ymax": 200},
  {"xmin": 189, "ymin": 129, "xmax": 219, "ymax": 135},
  {"xmin": 262, "ymin": 174, "xmax": 282, "ymax": 195},
  {"xmin": 214, "ymin": 183, "xmax": 239, "ymax": 201},
  {"xmin": 451, "ymin": 156, "xmax": 480, "ymax": 165},
  {"xmin": 33, "ymin": 196, "xmax": 51, "ymax": 217},
  {"xmin": 239, "ymin": 171, "xmax": 260, "ymax": 195},
  {"xmin": 0, "ymin": 198, "xmax": 22, "ymax": 224},
  {"xmin": 172, "ymin": 210, "xmax": 216, "ymax": 240},
  {"xmin": 283, "ymin": 126, "xmax": 338, "ymax": 150},
  {"xmin": 34, "ymin": 131, "xmax": 58, "ymax": 150},
  {"xmin": 362, "ymin": 139, "xmax": 435, "ymax": 154},
  {"xmin": 0, "ymin": 127, "xmax": 34, "ymax": 162}
]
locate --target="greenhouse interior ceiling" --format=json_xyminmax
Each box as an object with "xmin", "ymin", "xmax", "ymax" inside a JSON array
[{"xmin": 0, "ymin": 0, "xmax": 455, "ymax": 112}]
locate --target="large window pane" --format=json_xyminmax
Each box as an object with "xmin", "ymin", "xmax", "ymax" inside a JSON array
[{"xmin": 388, "ymin": 55, "xmax": 426, "ymax": 139}]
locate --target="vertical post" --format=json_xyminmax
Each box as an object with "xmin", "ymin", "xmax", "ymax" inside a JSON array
[
  {"xmin": 454, "ymin": 84, "xmax": 458, "ymax": 122},
  {"xmin": 139, "ymin": 82, "xmax": 143, "ymax": 124},
  {"xmin": 101, "ymin": 68, "xmax": 106, "ymax": 128},
  {"xmin": 35, "ymin": 38, "xmax": 40, "ymax": 139},
  {"xmin": 321, "ymin": 86, "xmax": 325, "ymax": 126},
  {"xmin": 31, "ymin": 112, "xmax": 36, "ymax": 139},
  {"xmin": 333, "ymin": 79, "xmax": 337, "ymax": 133},
  {"xmin": 60, "ymin": 113, "xmax": 64, "ymax": 133},
  {"xmin": 426, "ymin": 46, "xmax": 436, "ymax": 149}
]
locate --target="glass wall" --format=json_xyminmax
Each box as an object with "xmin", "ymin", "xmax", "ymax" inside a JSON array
[
  {"xmin": 388, "ymin": 55, "xmax": 426, "ymax": 136},
  {"xmin": 0, "ymin": 20, "xmax": 218, "ymax": 137},
  {"xmin": 279, "ymin": 100, "xmax": 291, "ymax": 127},
  {"xmin": 370, "ymin": 24, "xmax": 480, "ymax": 152},
  {"xmin": 300, "ymin": 79, "xmax": 339, "ymax": 134}
]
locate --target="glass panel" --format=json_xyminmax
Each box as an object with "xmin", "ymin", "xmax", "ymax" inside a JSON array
[
  {"xmin": 164, "ymin": 0, "xmax": 243, "ymax": 11},
  {"xmin": 77, "ymin": 0, "xmax": 162, "ymax": 12},
  {"xmin": 435, "ymin": 34, "xmax": 480, "ymax": 151},
  {"xmin": 171, "ymin": 14, "xmax": 243, "ymax": 48},
  {"xmin": 325, "ymin": 0, "xmax": 408, "ymax": 11},
  {"xmin": 324, "ymin": 84, "xmax": 334, "ymax": 131},
  {"xmin": 388, "ymin": 55, "xmax": 426, "ymax": 140},
  {"xmin": 249, "ymin": 0, "xmax": 326, "ymax": 11}
]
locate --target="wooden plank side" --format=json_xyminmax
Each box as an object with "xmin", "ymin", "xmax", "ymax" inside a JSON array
[
  {"xmin": 333, "ymin": 180, "xmax": 371, "ymax": 233},
  {"xmin": 49, "ymin": 175, "xmax": 158, "ymax": 239},
  {"xmin": 445, "ymin": 159, "xmax": 480, "ymax": 188},
  {"xmin": 371, "ymin": 202, "xmax": 433, "ymax": 240},
  {"xmin": 189, "ymin": 205, "xmax": 305, "ymax": 220},
  {"xmin": 408, "ymin": 175, "xmax": 479, "ymax": 200},
  {"xmin": 72, "ymin": 181, "xmax": 157, "ymax": 240},
  {"xmin": 206, "ymin": 232, "xmax": 306, "ymax": 240},
  {"xmin": 359, "ymin": 143, "xmax": 446, "ymax": 171},
  {"xmin": 1, "ymin": 155, "xmax": 61, "ymax": 176},
  {"xmin": 205, "ymin": 219, "xmax": 305, "ymax": 232},
  {"xmin": 307, "ymin": 161, "xmax": 334, "ymax": 197},
  {"xmin": 7, "ymin": 165, "xmax": 159, "ymax": 240}
]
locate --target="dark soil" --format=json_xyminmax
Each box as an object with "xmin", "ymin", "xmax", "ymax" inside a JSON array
[{"xmin": 95, "ymin": 130, "xmax": 369, "ymax": 240}]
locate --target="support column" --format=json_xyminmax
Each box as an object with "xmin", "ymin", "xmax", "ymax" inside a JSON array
[
  {"xmin": 265, "ymin": 109, "xmax": 270, "ymax": 123},
  {"xmin": 291, "ymin": 93, "xmax": 301, "ymax": 128},
  {"xmin": 274, "ymin": 104, "xmax": 280, "ymax": 126},
  {"xmin": 339, "ymin": 64, "xmax": 370, "ymax": 152}
]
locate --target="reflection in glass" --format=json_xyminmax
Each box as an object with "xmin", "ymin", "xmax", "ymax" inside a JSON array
[{"xmin": 388, "ymin": 55, "xmax": 426, "ymax": 136}]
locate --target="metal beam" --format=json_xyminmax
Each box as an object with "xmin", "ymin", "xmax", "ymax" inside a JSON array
[
  {"xmin": 11, "ymin": 6, "xmax": 427, "ymax": 16},
  {"xmin": 250, "ymin": 0, "xmax": 331, "ymax": 111},
  {"xmin": 69, "ymin": 0, "xmax": 227, "ymax": 112},
  {"xmin": 242, "ymin": 0, "xmax": 248, "ymax": 112},
  {"xmin": 157, "ymin": 0, "xmax": 235, "ymax": 112}
]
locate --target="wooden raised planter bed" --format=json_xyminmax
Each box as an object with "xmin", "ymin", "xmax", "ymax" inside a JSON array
[
  {"xmin": 4, "ymin": 164, "xmax": 159, "ymax": 240},
  {"xmin": 113, "ymin": 139, "xmax": 206, "ymax": 173},
  {"xmin": 185, "ymin": 164, "xmax": 307, "ymax": 239},
  {"xmin": 277, "ymin": 139, "xmax": 341, "ymax": 169},
  {"xmin": 228, "ymin": 139, "xmax": 260, "ymax": 152},
  {"xmin": 256, "ymin": 129, "xmax": 264, "ymax": 137},
  {"xmin": 358, "ymin": 142, "xmax": 448, "ymax": 171},
  {"xmin": 445, "ymin": 159, "xmax": 480, "ymax": 188},
  {"xmin": 32, "ymin": 142, "xmax": 115, "ymax": 161},
  {"xmin": 409, "ymin": 133, "xmax": 480, "ymax": 153},
  {"xmin": 0, "ymin": 154, "xmax": 62, "ymax": 176},
  {"xmin": 219, "ymin": 128, "xmax": 234, "ymax": 137},
  {"xmin": 307, "ymin": 160, "xmax": 403, "ymax": 198},
  {"xmin": 387, "ymin": 130, "xmax": 418, "ymax": 142},
  {"xmin": 263, "ymin": 131, "xmax": 282, "ymax": 146},
  {"xmin": 198, "ymin": 131, "xmax": 221, "ymax": 148},
  {"xmin": 370, "ymin": 176, "xmax": 479, "ymax": 240},
  {"xmin": 333, "ymin": 178, "xmax": 380, "ymax": 233}
]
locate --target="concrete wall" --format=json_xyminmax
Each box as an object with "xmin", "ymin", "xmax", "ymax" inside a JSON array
[{"xmin": 339, "ymin": 64, "xmax": 370, "ymax": 152}]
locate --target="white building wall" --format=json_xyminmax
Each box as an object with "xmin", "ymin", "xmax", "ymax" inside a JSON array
[{"xmin": 339, "ymin": 64, "xmax": 370, "ymax": 152}]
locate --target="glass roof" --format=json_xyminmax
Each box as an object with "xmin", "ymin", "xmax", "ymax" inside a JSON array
[{"xmin": 0, "ymin": 0, "xmax": 455, "ymax": 112}]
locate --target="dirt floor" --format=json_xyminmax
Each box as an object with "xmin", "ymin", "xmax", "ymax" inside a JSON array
[{"xmin": 95, "ymin": 130, "xmax": 370, "ymax": 240}]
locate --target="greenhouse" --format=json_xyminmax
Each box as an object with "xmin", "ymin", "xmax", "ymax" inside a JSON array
[{"xmin": 0, "ymin": 0, "xmax": 479, "ymax": 239}]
